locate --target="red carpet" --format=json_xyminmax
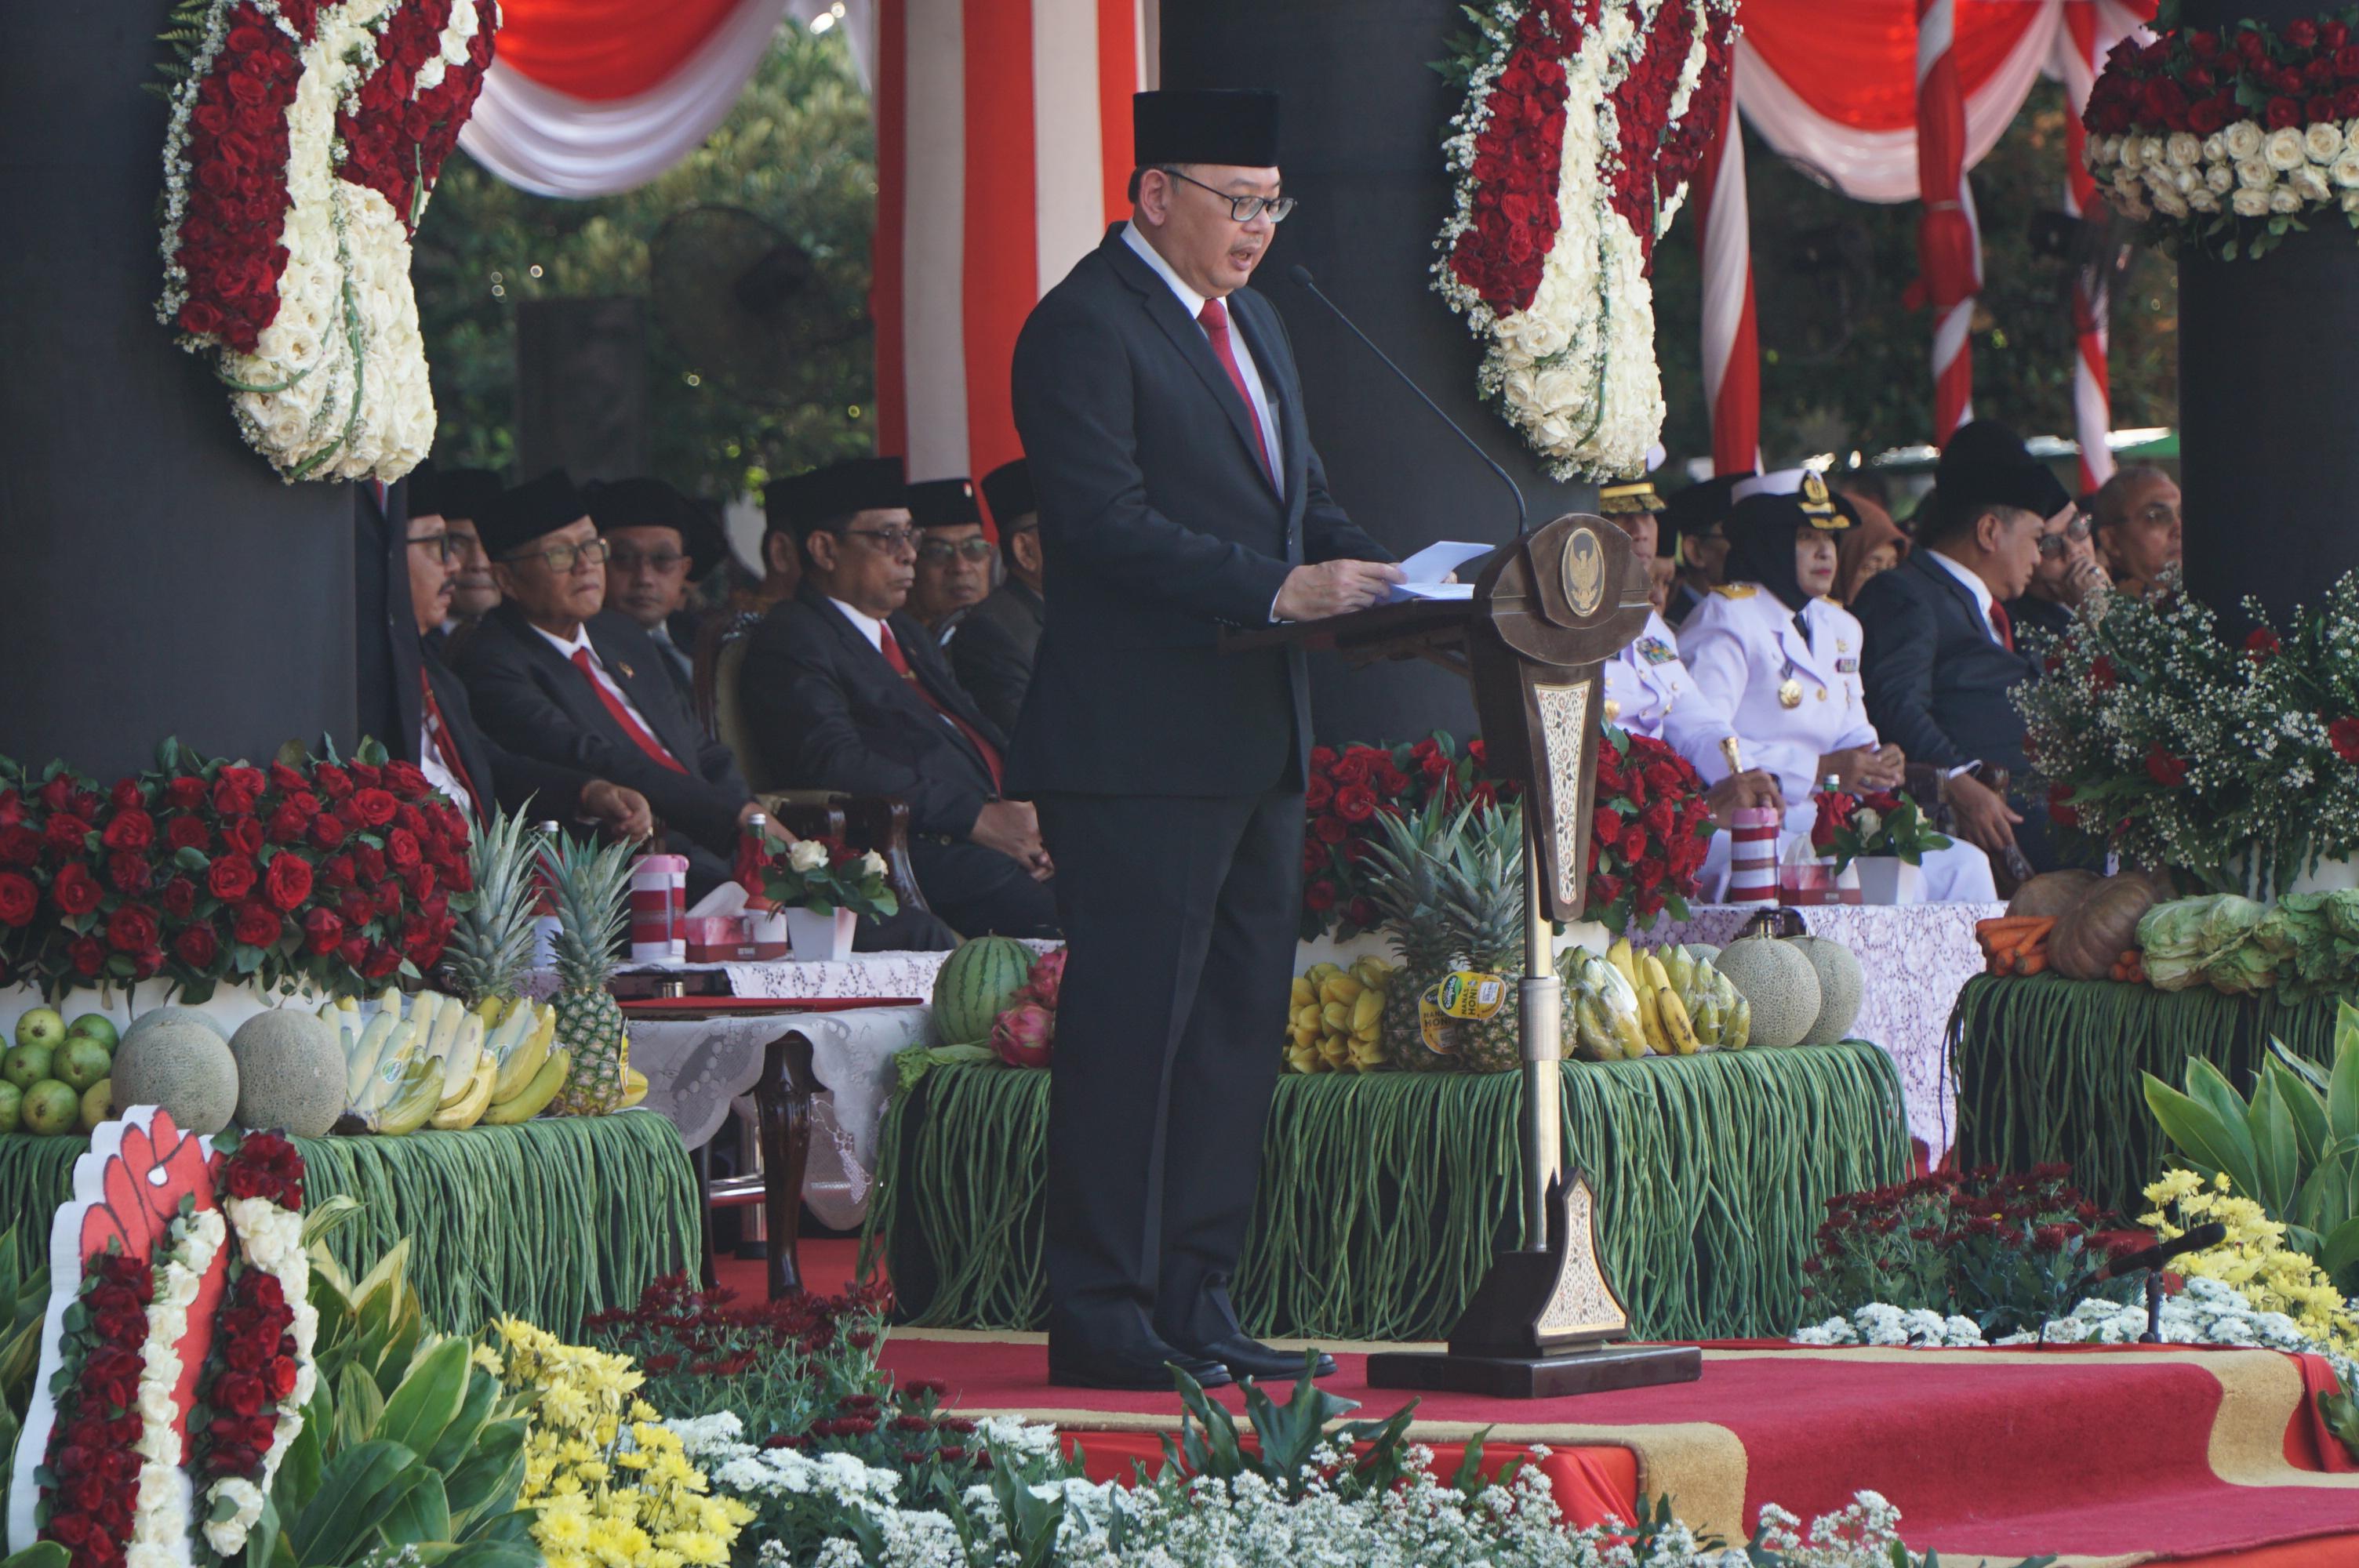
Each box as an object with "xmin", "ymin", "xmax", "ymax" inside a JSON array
[{"xmin": 875, "ymin": 1330, "xmax": 2359, "ymax": 1565}]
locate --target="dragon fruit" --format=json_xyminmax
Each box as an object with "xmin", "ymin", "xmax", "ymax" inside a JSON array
[
  {"xmin": 991, "ymin": 1001, "xmax": 1055, "ymax": 1069},
  {"xmin": 1020, "ymin": 947, "xmax": 1067, "ymax": 1011}
]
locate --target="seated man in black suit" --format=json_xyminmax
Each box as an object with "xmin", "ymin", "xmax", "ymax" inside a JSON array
[
  {"xmin": 904, "ymin": 477, "xmax": 993, "ymax": 640},
  {"xmin": 740, "ymin": 457, "xmax": 1060, "ymax": 939},
  {"xmin": 398, "ymin": 495, "xmax": 654, "ymax": 838},
  {"xmin": 2003, "ymin": 492, "xmax": 2110, "ymax": 646},
  {"xmin": 588, "ymin": 477, "xmax": 723, "ymax": 705},
  {"xmin": 1852, "ymin": 422, "xmax": 2072, "ymax": 874},
  {"xmin": 952, "ymin": 458, "xmax": 1047, "ymax": 736}
]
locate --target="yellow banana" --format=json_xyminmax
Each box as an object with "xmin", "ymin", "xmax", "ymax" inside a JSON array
[
  {"xmin": 1570, "ymin": 994, "xmax": 1614, "ymax": 1060},
  {"xmin": 492, "ymin": 1007, "xmax": 554, "ymax": 1104},
  {"xmin": 1632, "ymin": 971, "xmax": 1666, "ymax": 1051},
  {"xmin": 1657, "ymin": 988, "xmax": 1699, "ymax": 1055},
  {"xmin": 430, "ymin": 1058, "xmax": 497, "ymax": 1129},
  {"xmin": 1726, "ymin": 996, "xmax": 1752, "ymax": 1049},
  {"xmin": 483, "ymin": 1048, "xmax": 571, "ymax": 1123},
  {"xmin": 1607, "ymin": 938, "xmax": 1639, "ymax": 989}
]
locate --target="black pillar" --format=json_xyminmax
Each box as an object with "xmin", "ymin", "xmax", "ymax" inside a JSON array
[
  {"xmin": 0, "ymin": 3, "xmax": 357, "ymax": 779},
  {"xmin": 2177, "ymin": 0, "xmax": 2359, "ymax": 625},
  {"xmin": 1161, "ymin": 4, "xmax": 1599, "ymax": 746}
]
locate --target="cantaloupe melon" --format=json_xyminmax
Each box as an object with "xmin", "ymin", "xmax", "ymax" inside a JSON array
[
  {"xmin": 1714, "ymin": 935, "xmax": 1821, "ymax": 1050},
  {"xmin": 111, "ymin": 1014, "xmax": 239, "ymax": 1135},
  {"xmin": 228, "ymin": 1009, "xmax": 343, "ymax": 1137},
  {"xmin": 121, "ymin": 1006, "xmax": 231, "ymax": 1050},
  {"xmin": 1786, "ymin": 934, "xmax": 1864, "ymax": 1045}
]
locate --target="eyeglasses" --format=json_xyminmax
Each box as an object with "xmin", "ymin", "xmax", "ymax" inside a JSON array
[
  {"xmin": 841, "ymin": 524, "xmax": 919, "ymax": 554},
  {"xmin": 407, "ymin": 532, "xmax": 463, "ymax": 562},
  {"xmin": 1158, "ymin": 167, "xmax": 1296, "ymax": 223},
  {"xmin": 918, "ymin": 537, "xmax": 997, "ymax": 564},
  {"xmin": 504, "ymin": 537, "xmax": 611, "ymax": 573},
  {"xmin": 2037, "ymin": 514, "xmax": 2095, "ymax": 557},
  {"xmin": 609, "ymin": 549, "xmax": 689, "ymax": 574}
]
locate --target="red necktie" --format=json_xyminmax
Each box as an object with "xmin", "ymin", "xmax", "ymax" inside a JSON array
[
  {"xmin": 570, "ymin": 647, "xmax": 687, "ymax": 773},
  {"xmin": 1989, "ymin": 601, "xmax": 2014, "ymax": 652},
  {"xmin": 1197, "ymin": 297, "xmax": 1274, "ymax": 484},
  {"xmin": 418, "ymin": 670, "xmax": 487, "ymax": 819},
  {"xmin": 879, "ymin": 625, "xmax": 1004, "ymax": 792}
]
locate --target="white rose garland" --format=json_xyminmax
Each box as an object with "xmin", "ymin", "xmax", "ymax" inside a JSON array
[
  {"xmin": 199, "ymin": 1195, "xmax": 317, "ymax": 1560},
  {"xmin": 129, "ymin": 1209, "xmax": 227, "ymax": 1568}
]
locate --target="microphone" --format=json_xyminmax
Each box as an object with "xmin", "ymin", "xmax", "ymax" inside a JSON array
[
  {"xmin": 1287, "ymin": 265, "xmax": 1529, "ymax": 537},
  {"xmin": 2103, "ymin": 1221, "xmax": 2227, "ymax": 1279}
]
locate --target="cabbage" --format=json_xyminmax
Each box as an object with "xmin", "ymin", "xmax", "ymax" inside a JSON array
[{"xmin": 2135, "ymin": 894, "xmax": 2283, "ymax": 994}]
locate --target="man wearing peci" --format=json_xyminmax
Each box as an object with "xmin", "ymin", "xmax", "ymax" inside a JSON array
[{"xmin": 1010, "ymin": 89, "xmax": 1403, "ymax": 1390}]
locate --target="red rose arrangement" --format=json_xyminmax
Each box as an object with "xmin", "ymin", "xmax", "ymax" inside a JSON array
[
  {"xmin": 2085, "ymin": 12, "xmax": 2359, "ymax": 142},
  {"xmin": 1809, "ymin": 786, "xmax": 1952, "ymax": 873},
  {"xmin": 1441, "ymin": 0, "xmax": 1589, "ymax": 316},
  {"xmin": 1299, "ymin": 732, "xmax": 1519, "ymax": 941},
  {"xmin": 1604, "ymin": 0, "xmax": 1740, "ymax": 276},
  {"xmin": 0, "ymin": 736, "xmax": 470, "ymax": 1001},
  {"xmin": 1586, "ymin": 724, "xmax": 1712, "ymax": 933},
  {"xmin": 35, "ymin": 1249, "xmax": 153, "ymax": 1568}
]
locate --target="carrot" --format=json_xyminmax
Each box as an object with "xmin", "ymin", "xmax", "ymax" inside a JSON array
[
  {"xmin": 1976, "ymin": 917, "xmax": 2050, "ymax": 944},
  {"xmin": 2017, "ymin": 951, "xmax": 2049, "ymax": 975}
]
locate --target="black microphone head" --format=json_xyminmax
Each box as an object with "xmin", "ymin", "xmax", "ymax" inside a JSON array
[{"xmin": 1288, "ymin": 264, "xmax": 1316, "ymax": 289}]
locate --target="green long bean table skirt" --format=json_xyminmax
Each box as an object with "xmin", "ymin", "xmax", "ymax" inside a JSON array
[
  {"xmin": 0, "ymin": 1109, "xmax": 698, "ymax": 1336},
  {"xmin": 1950, "ymin": 974, "xmax": 2343, "ymax": 1221},
  {"xmin": 867, "ymin": 1042, "xmax": 1911, "ymax": 1341}
]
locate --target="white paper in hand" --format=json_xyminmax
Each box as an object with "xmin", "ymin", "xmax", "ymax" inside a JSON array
[{"xmin": 1388, "ymin": 540, "xmax": 1492, "ymax": 602}]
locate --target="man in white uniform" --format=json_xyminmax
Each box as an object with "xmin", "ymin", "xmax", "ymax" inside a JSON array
[{"xmin": 1678, "ymin": 470, "xmax": 1995, "ymax": 902}]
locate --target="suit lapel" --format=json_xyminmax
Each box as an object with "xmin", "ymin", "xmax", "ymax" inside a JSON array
[
  {"xmin": 500, "ymin": 608, "xmax": 609, "ymax": 736},
  {"xmin": 1103, "ymin": 231, "xmax": 1281, "ymax": 498},
  {"xmin": 809, "ymin": 593, "xmax": 994, "ymax": 775},
  {"xmin": 1227, "ymin": 293, "xmax": 1296, "ymax": 508},
  {"xmin": 887, "ymin": 612, "xmax": 999, "ymax": 765},
  {"xmin": 1914, "ymin": 550, "xmax": 1986, "ymax": 633},
  {"xmin": 587, "ymin": 619, "xmax": 697, "ymax": 766}
]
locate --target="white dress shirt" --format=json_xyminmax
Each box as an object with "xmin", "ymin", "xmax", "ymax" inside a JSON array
[
  {"xmin": 530, "ymin": 621, "xmax": 667, "ymax": 740},
  {"xmin": 830, "ymin": 597, "xmax": 886, "ymax": 654},
  {"xmin": 1928, "ymin": 549, "xmax": 2003, "ymax": 644},
  {"xmin": 416, "ymin": 719, "xmax": 471, "ymax": 810},
  {"xmin": 1121, "ymin": 221, "xmax": 1283, "ymax": 477}
]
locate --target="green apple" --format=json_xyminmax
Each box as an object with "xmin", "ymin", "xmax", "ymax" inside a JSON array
[
  {"xmin": 23, "ymin": 1080, "xmax": 78, "ymax": 1137},
  {"xmin": 2, "ymin": 1044, "xmax": 53, "ymax": 1092},
  {"xmin": 57, "ymin": 1037, "xmax": 111, "ymax": 1093},
  {"xmin": 65, "ymin": 1014, "xmax": 119, "ymax": 1053},
  {"xmin": 78, "ymin": 1079, "xmax": 111, "ymax": 1133},
  {"xmin": 14, "ymin": 1009, "xmax": 64, "ymax": 1054},
  {"xmin": 0, "ymin": 1081, "xmax": 24, "ymax": 1135}
]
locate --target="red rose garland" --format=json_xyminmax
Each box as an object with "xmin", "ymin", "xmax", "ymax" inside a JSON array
[
  {"xmin": 36, "ymin": 1250, "xmax": 154, "ymax": 1568},
  {"xmin": 1445, "ymin": 0, "xmax": 1594, "ymax": 316},
  {"xmin": 1587, "ymin": 725, "xmax": 1713, "ymax": 932},
  {"xmin": 1299, "ymin": 735, "xmax": 1520, "ymax": 940}
]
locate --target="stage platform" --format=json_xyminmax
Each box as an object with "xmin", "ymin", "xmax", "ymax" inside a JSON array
[{"xmin": 874, "ymin": 1325, "xmax": 2359, "ymax": 1566}]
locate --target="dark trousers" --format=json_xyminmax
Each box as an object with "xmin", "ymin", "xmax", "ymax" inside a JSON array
[
  {"xmin": 1035, "ymin": 787, "xmax": 1303, "ymax": 1349},
  {"xmin": 908, "ymin": 836, "xmax": 1061, "ymax": 939}
]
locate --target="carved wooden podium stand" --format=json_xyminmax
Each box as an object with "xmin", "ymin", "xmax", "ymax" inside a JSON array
[{"xmin": 1231, "ymin": 517, "xmax": 1703, "ymax": 1398}]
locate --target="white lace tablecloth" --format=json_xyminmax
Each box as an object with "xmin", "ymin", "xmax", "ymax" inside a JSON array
[{"xmin": 1641, "ymin": 902, "xmax": 2004, "ymax": 1161}]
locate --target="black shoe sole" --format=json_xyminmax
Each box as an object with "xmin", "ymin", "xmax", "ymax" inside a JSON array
[
  {"xmin": 1047, "ymin": 1360, "xmax": 1234, "ymax": 1391},
  {"xmin": 1227, "ymin": 1354, "xmax": 1339, "ymax": 1381}
]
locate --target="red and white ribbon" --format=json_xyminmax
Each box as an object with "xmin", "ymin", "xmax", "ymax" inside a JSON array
[
  {"xmin": 1725, "ymin": 806, "xmax": 1781, "ymax": 904},
  {"xmin": 1694, "ymin": 82, "xmax": 1761, "ymax": 476},
  {"xmin": 2057, "ymin": 0, "xmax": 2115, "ymax": 495},
  {"xmin": 1915, "ymin": 0, "xmax": 1979, "ymax": 444}
]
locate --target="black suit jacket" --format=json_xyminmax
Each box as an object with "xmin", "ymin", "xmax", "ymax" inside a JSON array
[
  {"xmin": 358, "ymin": 480, "xmax": 410, "ymax": 750},
  {"xmin": 451, "ymin": 604, "xmax": 751, "ymax": 858},
  {"xmin": 2003, "ymin": 592, "xmax": 2075, "ymax": 650},
  {"xmin": 1852, "ymin": 549, "xmax": 2042, "ymax": 775},
  {"xmin": 395, "ymin": 644, "xmax": 593, "ymax": 822},
  {"xmin": 740, "ymin": 584, "xmax": 1004, "ymax": 839},
  {"xmin": 950, "ymin": 581, "xmax": 1044, "ymax": 736},
  {"xmin": 1007, "ymin": 226, "xmax": 1390, "ymax": 797}
]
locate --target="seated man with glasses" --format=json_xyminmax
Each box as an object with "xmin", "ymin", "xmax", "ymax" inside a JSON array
[
  {"xmin": 904, "ymin": 477, "xmax": 995, "ymax": 641},
  {"xmin": 589, "ymin": 477, "xmax": 727, "ymax": 703},
  {"xmin": 2003, "ymin": 495, "xmax": 2110, "ymax": 645},
  {"xmin": 2092, "ymin": 462, "xmax": 2183, "ymax": 604},
  {"xmin": 1852, "ymin": 422, "xmax": 2077, "ymax": 876},
  {"xmin": 451, "ymin": 469, "xmax": 785, "ymax": 902},
  {"xmin": 740, "ymin": 456, "xmax": 1060, "ymax": 940}
]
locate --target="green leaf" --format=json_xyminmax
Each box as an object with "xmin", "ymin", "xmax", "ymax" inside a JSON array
[
  {"xmin": 423, "ymin": 1363, "xmax": 500, "ymax": 1475},
  {"xmin": 2270, "ymin": 1058, "xmax": 2331, "ymax": 1171},
  {"xmin": 2248, "ymin": 1073, "xmax": 2301, "ymax": 1217},
  {"xmin": 289, "ymin": 1440, "xmax": 420, "ymax": 1566},
  {"xmin": 375, "ymin": 1469, "xmax": 451, "ymax": 1552},
  {"xmin": 2143, "ymin": 1073, "xmax": 2257, "ymax": 1194},
  {"xmin": 443, "ymin": 1419, "xmax": 526, "ymax": 1526},
  {"xmin": 1, "ymin": 1545, "xmax": 72, "ymax": 1568},
  {"xmin": 376, "ymin": 1338, "xmax": 472, "ymax": 1457},
  {"xmin": 334, "ymin": 1361, "xmax": 388, "ymax": 1455},
  {"xmin": 2332, "ymin": 1025, "xmax": 2359, "ymax": 1145}
]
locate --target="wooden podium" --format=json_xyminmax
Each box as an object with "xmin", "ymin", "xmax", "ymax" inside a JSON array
[{"xmin": 1230, "ymin": 517, "xmax": 1703, "ymax": 1397}]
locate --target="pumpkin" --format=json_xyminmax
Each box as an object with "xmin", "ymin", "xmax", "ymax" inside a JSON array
[
  {"xmin": 2049, "ymin": 873, "xmax": 2164, "ymax": 981},
  {"xmin": 2008, "ymin": 869, "xmax": 2101, "ymax": 920}
]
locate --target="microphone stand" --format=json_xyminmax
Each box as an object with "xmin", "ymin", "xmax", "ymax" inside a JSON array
[{"xmin": 2100, "ymin": 1222, "xmax": 2227, "ymax": 1345}]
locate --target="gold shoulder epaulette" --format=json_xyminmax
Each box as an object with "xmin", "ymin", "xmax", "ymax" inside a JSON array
[{"xmin": 1710, "ymin": 583, "xmax": 1757, "ymax": 599}]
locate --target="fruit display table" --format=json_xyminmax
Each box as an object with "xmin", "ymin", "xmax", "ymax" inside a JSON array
[
  {"xmin": 0, "ymin": 1109, "xmax": 696, "ymax": 1335},
  {"xmin": 1642, "ymin": 900, "xmax": 2004, "ymax": 1163},
  {"xmin": 1949, "ymin": 974, "xmax": 2342, "ymax": 1220},
  {"xmin": 871, "ymin": 1042, "xmax": 1911, "ymax": 1341}
]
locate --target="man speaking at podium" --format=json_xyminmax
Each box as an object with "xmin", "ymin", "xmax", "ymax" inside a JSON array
[{"xmin": 1010, "ymin": 88, "xmax": 1402, "ymax": 1389}]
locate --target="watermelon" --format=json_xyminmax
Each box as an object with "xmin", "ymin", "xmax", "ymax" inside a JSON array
[{"xmin": 932, "ymin": 937, "xmax": 1038, "ymax": 1046}]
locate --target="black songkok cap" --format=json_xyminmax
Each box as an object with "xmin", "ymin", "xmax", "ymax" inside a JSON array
[
  {"xmin": 475, "ymin": 469, "xmax": 590, "ymax": 561},
  {"xmin": 771, "ymin": 456, "xmax": 909, "ymax": 539},
  {"xmin": 1133, "ymin": 89, "xmax": 1281, "ymax": 169},
  {"xmin": 586, "ymin": 477, "xmax": 728, "ymax": 581},
  {"xmin": 1936, "ymin": 421, "xmax": 2072, "ymax": 520},
  {"xmin": 406, "ymin": 461, "xmax": 503, "ymax": 524},
  {"xmin": 980, "ymin": 459, "xmax": 1035, "ymax": 528},
  {"xmin": 908, "ymin": 477, "xmax": 980, "ymax": 530}
]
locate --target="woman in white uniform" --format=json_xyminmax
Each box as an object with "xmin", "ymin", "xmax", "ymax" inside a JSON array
[{"xmin": 1677, "ymin": 470, "xmax": 1995, "ymax": 902}]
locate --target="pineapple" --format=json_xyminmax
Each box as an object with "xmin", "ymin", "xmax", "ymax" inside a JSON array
[
  {"xmin": 441, "ymin": 808, "xmax": 539, "ymax": 1005},
  {"xmin": 543, "ymin": 830, "xmax": 635, "ymax": 1114},
  {"xmin": 1360, "ymin": 801, "xmax": 1527, "ymax": 1073}
]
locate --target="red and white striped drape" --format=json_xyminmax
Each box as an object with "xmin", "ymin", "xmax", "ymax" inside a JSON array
[
  {"xmin": 1692, "ymin": 89, "xmax": 1760, "ymax": 477},
  {"xmin": 2057, "ymin": 0, "xmax": 2115, "ymax": 495},
  {"xmin": 874, "ymin": 0, "xmax": 1145, "ymax": 492},
  {"xmin": 1914, "ymin": 0, "xmax": 1979, "ymax": 444}
]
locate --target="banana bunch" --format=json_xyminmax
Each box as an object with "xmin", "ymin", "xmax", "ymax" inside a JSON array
[
  {"xmin": 321, "ymin": 989, "xmax": 574, "ymax": 1133},
  {"xmin": 1285, "ymin": 957, "xmax": 1392, "ymax": 1073},
  {"xmin": 1560, "ymin": 939, "xmax": 1753, "ymax": 1058}
]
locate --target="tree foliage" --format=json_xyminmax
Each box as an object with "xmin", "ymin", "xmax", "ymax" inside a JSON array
[{"xmin": 412, "ymin": 25, "xmax": 874, "ymax": 500}]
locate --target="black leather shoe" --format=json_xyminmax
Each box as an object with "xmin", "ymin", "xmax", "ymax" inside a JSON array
[
  {"xmin": 1047, "ymin": 1336, "xmax": 1234, "ymax": 1391},
  {"xmin": 1181, "ymin": 1334, "xmax": 1338, "ymax": 1382}
]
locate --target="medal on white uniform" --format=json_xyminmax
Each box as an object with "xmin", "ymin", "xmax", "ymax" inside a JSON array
[{"xmin": 1777, "ymin": 653, "xmax": 1804, "ymax": 709}]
